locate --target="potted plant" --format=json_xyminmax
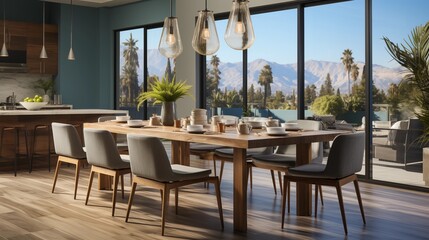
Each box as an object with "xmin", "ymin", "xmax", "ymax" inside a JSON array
[
  {"xmin": 137, "ymin": 74, "xmax": 191, "ymax": 126},
  {"xmin": 33, "ymin": 78, "xmax": 54, "ymax": 103}
]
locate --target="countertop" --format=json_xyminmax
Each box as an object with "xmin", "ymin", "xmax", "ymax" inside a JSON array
[{"xmin": 0, "ymin": 109, "xmax": 129, "ymax": 116}]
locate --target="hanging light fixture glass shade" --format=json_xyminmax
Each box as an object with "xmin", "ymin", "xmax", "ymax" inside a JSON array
[
  {"xmin": 192, "ymin": 1, "xmax": 219, "ymax": 55},
  {"xmin": 159, "ymin": 17, "xmax": 182, "ymax": 58},
  {"xmin": 68, "ymin": 0, "xmax": 75, "ymax": 60},
  {"xmin": 1, "ymin": 0, "xmax": 8, "ymax": 57},
  {"xmin": 40, "ymin": 1, "xmax": 48, "ymax": 59},
  {"xmin": 158, "ymin": 0, "xmax": 182, "ymax": 58},
  {"xmin": 224, "ymin": 0, "xmax": 255, "ymax": 50}
]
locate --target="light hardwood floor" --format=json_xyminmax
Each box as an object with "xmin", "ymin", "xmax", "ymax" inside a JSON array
[{"xmin": 1, "ymin": 155, "xmax": 429, "ymax": 239}]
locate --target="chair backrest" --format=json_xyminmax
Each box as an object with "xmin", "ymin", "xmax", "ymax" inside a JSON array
[
  {"xmin": 405, "ymin": 118, "xmax": 424, "ymax": 147},
  {"xmin": 276, "ymin": 120, "xmax": 323, "ymax": 163},
  {"xmin": 323, "ymin": 132, "xmax": 365, "ymax": 178},
  {"xmin": 98, "ymin": 116, "xmax": 116, "ymax": 122},
  {"xmin": 127, "ymin": 134, "xmax": 175, "ymax": 182},
  {"xmin": 83, "ymin": 129, "xmax": 129, "ymax": 169},
  {"xmin": 51, "ymin": 122, "xmax": 86, "ymax": 159}
]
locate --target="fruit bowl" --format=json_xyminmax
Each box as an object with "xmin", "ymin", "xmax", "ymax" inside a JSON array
[{"xmin": 20, "ymin": 102, "xmax": 48, "ymax": 110}]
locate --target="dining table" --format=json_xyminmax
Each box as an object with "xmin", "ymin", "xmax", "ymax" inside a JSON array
[{"xmin": 84, "ymin": 121, "xmax": 344, "ymax": 232}]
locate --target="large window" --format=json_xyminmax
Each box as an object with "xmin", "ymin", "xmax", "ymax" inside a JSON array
[{"xmin": 116, "ymin": 23, "xmax": 174, "ymax": 119}]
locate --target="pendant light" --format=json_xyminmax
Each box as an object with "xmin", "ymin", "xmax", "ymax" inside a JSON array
[
  {"xmin": 158, "ymin": 0, "xmax": 182, "ymax": 58},
  {"xmin": 224, "ymin": 0, "xmax": 255, "ymax": 50},
  {"xmin": 68, "ymin": 0, "xmax": 75, "ymax": 60},
  {"xmin": 192, "ymin": 0, "xmax": 219, "ymax": 55},
  {"xmin": 40, "ymin": 1, "xmax": 48, "ymax": 59},
  {"xmin": 1, "ymin": 0, "xmax": 8, "ymax": 57}
]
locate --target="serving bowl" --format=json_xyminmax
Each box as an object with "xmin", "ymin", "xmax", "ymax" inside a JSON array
[{"xmin": 20, "ymin": 102, "xmax": 48, "ymax": 110}]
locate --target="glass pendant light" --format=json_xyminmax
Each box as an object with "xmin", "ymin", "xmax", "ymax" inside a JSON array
[
  {"xmin": 158, "ymin": 0, "xmax": 182, "ymax": 58},
  {"xmin": 224, "ymin": 0, "xmax": 255, "ymax": 50},
  {"xmin": 192, "ymin": 0, "xmax": 219, "ymax": 55},
  {"xmin": 40, "ymin": 1, "xmax": 48, "ymax": 59},
  {"xmin": 68, "ymin": 0, "xmax": 75, "ymax": 60},
  {"xmin": 1, "ymin": 0, "xmax": 8, "ymax": 57}
]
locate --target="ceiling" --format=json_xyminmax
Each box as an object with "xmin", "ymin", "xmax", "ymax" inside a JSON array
[{"xmin": 45, "ymin": 0, "xmax": 143, "ymax": 8}]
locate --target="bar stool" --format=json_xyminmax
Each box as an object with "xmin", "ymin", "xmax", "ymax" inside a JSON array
[
  {"xmin": 0, "ymin": 126, "xmax": 29, "ymax": 176},
  {"xmin": 29, "ymin": 124, "xmax": 52, "ymax": 172}
]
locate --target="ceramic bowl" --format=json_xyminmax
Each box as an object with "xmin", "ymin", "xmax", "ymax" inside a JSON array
[
  {"xmin": 187, "ymin": 124, "xmax": 204, "ymax": 132},
  {"xmin": 127, "ymin": 119, "xmax": 143, "ymax": 126},
  {"xmin": 116, "ymin": 115, "xmax": 130, "ymax": 121},
  {"xmin": 266, "ymin": 127, "xmax": 286, "ymax": 134},
  {"xmin": 20, "ymin": 102, "xmax": 48, "ymax": 110}
]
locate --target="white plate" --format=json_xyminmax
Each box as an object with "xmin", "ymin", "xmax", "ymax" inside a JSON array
[
  {"xmin": 121, "ymin": 124, "xmax": 144, "ymax": 128},
  {"xmin": 285, "ymin": 127, "xmax": 302, "ymax": 131},
  {"xmin": 187, "ymin": 130, "xmax": 206, "ymax": 134}
]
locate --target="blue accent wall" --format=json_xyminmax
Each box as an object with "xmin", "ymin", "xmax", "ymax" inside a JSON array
[{"xmin": 56, "ymin": 0, "xmax": 169, "ymax": 109}]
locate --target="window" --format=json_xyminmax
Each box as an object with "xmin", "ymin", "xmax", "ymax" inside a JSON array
[{"xmin": 115, "ymin": 23, "xmax": 173, "ymax": 119}]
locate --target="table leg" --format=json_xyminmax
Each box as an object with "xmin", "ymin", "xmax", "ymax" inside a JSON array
[
  {"xmin": 171, "ymin": 141, "xmax": 181, "ymax": 164},
  {"xmin": 171, "ymin": 141, "xmax": 190, "ymax": 165},
  {"xmin": 296, "ymin": 142, "xmax": 312, "ymax": 216},
  {"xmin": 233, "ymin": 148, "xmax": 247, "ymax": 232},
  {"xmin": 98, "ymin": 173, "xmax": 112, "ymax": 190}
]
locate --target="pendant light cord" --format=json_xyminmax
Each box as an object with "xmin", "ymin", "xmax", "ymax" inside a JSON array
[
  {"xmin": 169, "ymin": 0, "xmax": 172, "ymax": 17},
  {"xmin": 70, "ymin": 0, "xmax": 73, "ymax": 48},
  {"xmin": 42, "ymin": 1, "xmax": 45, "ymax": 45},
  {"xmin": 205, "ymin": 0, "xmax": 207, "ymax": 11},
  {"xmin": 3, "ymin": 0, "xmax": 5, "ymax": 43}
]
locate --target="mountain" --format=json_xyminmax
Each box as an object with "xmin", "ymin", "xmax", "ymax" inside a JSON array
[{"xmin": 217, "ymin": 59, "xmax": 404, "ymax": 94}]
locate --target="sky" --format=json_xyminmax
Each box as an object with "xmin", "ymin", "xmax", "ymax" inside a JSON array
[{"xmin": 120, "ymin": 0, "xmax": 429, "ymax": 69}]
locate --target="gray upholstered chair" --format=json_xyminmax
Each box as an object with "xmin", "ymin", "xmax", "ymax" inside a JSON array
[
  {"xmin": 281, "ymin": 132, "xmax": 366, "ymax": 235},
  {"xmin": 83, "ymin": 129, "xmax": 131, "ymax": 216},
  {"xmin": 51, "ymin": 122, "xmax": 86, "ymax": 199},
  {"xmin": 251, "ymin": 120, "xmax": 324, "ymax": 204},
  {"xmin": 125, "ymin": 134, "xmax": 224, "ymax": 236},
  {"xmin": 98, "ymin": 116, "xmax": 128, "ymax": 153}
]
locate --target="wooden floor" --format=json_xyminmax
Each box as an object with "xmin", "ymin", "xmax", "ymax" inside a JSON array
[{"xmin": 1, "ymin": 155, "xmax": 429, "ymax": 240}]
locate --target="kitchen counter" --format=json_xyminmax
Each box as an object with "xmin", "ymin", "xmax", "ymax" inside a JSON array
[{"xmin": 0, "ymin": 109, "xmax": 128, "ymax": 116}]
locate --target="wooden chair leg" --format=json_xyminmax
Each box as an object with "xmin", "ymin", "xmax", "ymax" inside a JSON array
[
  {"xmin": 219, "ymin": 160, "xmax": 225, "ymax": 184},
  {"xmin": 270, "ymin": 170, "xmax": 277, "ymax": 195},
  {"xmin": 161, "ymin": 186, "xmax": 170, "ymax": 236},
  {"xmin": 212, "ymin": 177, "xmax": 224, "ymax": 229},
  {"xmin": 315, "ymin": 184, "xmax": 319, "ymax": 218},
  {"xmin": 121, "ymin": 174, "xmax": 125, "ymax": 199},
  {"xmin": 281, "ymin": 176, "xmax": 288, "ymax": 229},
  {"xmin": 335, "ymin": 184, "xmax": 348, "ymax": 235},
  {"xmin": 175, "ymin": 188, "xmax": 179, "ymax": 215},
  {"xmin": 319, "ymin": 185, "xmax": 324, "ymax": 206},
  {"xmin": 212, "ymin": 159, "xmax": 217, "ymax": 176},
  {"xmin": 85, "ymin": 169, "xmax": 95, "ymax": 205},
  {"xmin": 278, "ymin": 171, "xmax": 283, "ymax": 195},
  {"xmin": 287, "ymin": 181, "xmax": 290, "ymax": 214},
  {"xmin": 249, "ymin": 165, "xmax": 253, "ymax": 189},
  {"xmin": 112, "ymin": 173, "xmax": 119, "ymax": 216},
  {"xmin": 353, "ymin": 179, "xmax": 366, "ymax": 224},
  {"xmin": 73, "ymin": 161, "xmax": 80, "ymax": 200},
  {"xmin": 52, "ymin": 160, "xmax": 62, "ymax": 193},
  {"xmin": 125, "ymin": 182, "xmax": 137, "ymax": 222}
]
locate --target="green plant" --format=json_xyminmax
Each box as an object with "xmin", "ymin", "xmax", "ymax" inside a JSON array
[
  {"xmin": 311, "ymin": 95, "xmax": 344, "ymax": 116},
  {"xmin": 383, "ymin": 21, "xmax": 429, "ymax": 142},
  {"xmin": 33, "ymin": 78, "xmax": 54, "ymax": 95},
  {"xmin": 136, "ymin": 74, "xmax": 192, "ymax": 110}
]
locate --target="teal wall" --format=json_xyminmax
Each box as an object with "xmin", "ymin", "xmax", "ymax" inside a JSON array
[{"xmin": 56, "ymin": 0, "xmax": 169, "ymax": 109}]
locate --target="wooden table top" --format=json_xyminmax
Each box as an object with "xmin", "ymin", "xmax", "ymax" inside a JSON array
[{"xmin": 84, "ymin": 121, "xmax": 345, "ymax": 149}]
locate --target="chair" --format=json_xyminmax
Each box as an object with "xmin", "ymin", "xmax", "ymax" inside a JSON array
[
  {"xmin": 251, "ymin": 120, "xmax": 324, "ymax": 205},
  {"xmin": 374, "ymin": 118, "xmax": 425, "ymax": 167},
  {"xmin": 125, "ymin": 134, "xmax": 224, "ymax": 236},
  {"xmin": 281, "ymin": 132, "xmax": 366, "ymax": 235},
  {"xmin": 51, "ymin": 122, "xmax": 86, "ymax": 199},
  {"xmin": 83, "ymin": 129, "xmax": 131, "ymax": 216},
  {"xmin": 98, "ymin": 116, "xmax": 128, "ymax": 153},
  {"xmin": 30, "ymin": 124, "xmax": 52, "ymax": 172}
]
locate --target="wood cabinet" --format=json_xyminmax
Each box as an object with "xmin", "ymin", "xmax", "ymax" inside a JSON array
[{"xmin": 0, "ymin": 20, "xmax": 58, "ymax": 75}]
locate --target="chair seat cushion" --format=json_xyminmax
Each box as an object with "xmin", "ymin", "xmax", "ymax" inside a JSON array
[
  {"xmin": 288, "ymin": 163, "xmax": 330, "ymax": 178},
  {"xmin": 252, "ymin": 154, "xmax": 296, "ymax": 168},
  {"xmin": 120, "ymin": 154, "xmax": 130, "ymax": 162},
  {"xmin": 171, "ymin": 164, "xmax": 211, "ymax": 181},
  {"xmin": 190, "ymin": 143, "xmax": 224, "ymax": 152}
]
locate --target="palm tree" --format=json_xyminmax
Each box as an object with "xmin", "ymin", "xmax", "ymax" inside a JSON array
[
  {"xmin": 210, "ymin": 55, "xmax": 221, "ymax": 92},
  {"xmin": 383, "ymin": 21, "xmax": 429, "ymax": 142},
  {"xmin": 341, "ymin": 49, "xmax": 354, "ymax": 95},
  {"xmin": 121, "ymin": 33, "xmax": 140, "ymax": 105},
  {"xmin": 258, "ymin": 64, "xmax": 273, "ymax": 108},
  {"xmin": 351, "ymin": 63, "xmax": 360, "ymax": 90}
]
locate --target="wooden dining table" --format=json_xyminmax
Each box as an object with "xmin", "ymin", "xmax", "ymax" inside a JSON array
[{"xmin": 84, "ymin": 121, "xmax": 344, "ymax": 232}]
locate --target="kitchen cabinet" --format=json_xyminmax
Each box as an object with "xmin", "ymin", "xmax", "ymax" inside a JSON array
[{"xmin": 0, "ymin": 20, "xmax": 58, "ymax": 75}]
